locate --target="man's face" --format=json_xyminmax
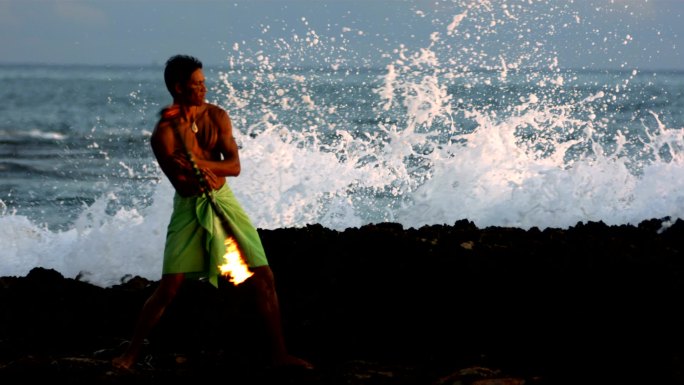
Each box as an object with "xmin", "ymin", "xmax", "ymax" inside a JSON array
[{"xmin": 178, "ymin": 69, "xmax": 206, "ymax": 106}]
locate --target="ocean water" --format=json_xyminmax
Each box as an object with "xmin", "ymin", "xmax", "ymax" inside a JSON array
[{"xmin": 2, "ymin": 2, "xmax": 684, "ymax": 287}]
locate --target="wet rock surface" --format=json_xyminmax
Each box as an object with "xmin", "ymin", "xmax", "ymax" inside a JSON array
[{"xmin": 1, "ymin": 219, "xmax": 683, "ymax": 384}]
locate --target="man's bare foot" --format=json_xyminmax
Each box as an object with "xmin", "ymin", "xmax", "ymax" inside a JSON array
[
  {"xmin": 111, "ymin": 355, "xmax": 136, "ymax": 373},
  {"xmin": 272, "ymin": 354, "xmax": 315, "ymax": 370}
]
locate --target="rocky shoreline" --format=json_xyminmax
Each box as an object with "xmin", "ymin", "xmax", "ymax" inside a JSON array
[{"xmin": 1, "ymin": 219, "xmax": 683, "ymax": 384}]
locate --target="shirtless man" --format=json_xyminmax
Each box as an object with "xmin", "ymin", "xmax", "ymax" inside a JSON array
[{"xmin": 112, "ymin": 54, "xmax": 312, "ymax": 372}]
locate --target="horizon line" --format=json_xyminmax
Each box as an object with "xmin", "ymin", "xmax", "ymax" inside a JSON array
[{"xmin": 1, "ymin": 60, "xmax": 683, "ymax": 74}]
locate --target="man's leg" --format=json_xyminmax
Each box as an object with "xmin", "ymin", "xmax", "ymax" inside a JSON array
[
  {"xmin": 249, "ymin": 266, "xmax": 314, "ymax": 369},
  {"xmin": 112, "ymin": 273, "xmax": 185, "ymax": 371}
]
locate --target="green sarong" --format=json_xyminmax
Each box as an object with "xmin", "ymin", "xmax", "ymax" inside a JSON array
[{"xmin": 162, "ymin": 183, "xmax": 268, "ymax": 287}]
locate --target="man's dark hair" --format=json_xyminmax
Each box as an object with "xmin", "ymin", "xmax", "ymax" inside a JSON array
[{"xmin": 164, "ymin": 55, "xmax": 203, "ymax": 98}]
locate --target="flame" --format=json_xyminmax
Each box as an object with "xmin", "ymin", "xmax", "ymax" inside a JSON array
[{"xmin": 219, "ymin": 236, "xmax": 253, "ymax": 285}]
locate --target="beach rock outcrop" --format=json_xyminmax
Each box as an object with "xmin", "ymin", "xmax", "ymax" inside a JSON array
[{"xmin": 1, "ymin": 219, "xmax": 683, "ymax": 384}]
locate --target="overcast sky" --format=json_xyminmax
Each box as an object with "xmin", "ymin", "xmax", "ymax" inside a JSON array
[{"xmin": 0, "ymin": 0, "xmax": 682, "ymax": 71}]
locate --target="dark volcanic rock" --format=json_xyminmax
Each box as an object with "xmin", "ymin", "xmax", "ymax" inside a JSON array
[{"xmin": 1, "ymin": 219, "xmax": 683, "ymax": 385}]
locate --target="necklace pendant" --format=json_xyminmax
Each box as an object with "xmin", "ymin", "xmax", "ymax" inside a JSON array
[{"xmin": 191, "ymin": 122, "xmax": 198, "ymax": 134}]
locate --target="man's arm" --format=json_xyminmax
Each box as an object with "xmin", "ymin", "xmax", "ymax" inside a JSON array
[{"xmin": 194, "ymin": 109, "xmax": 241, "ymax": 178}]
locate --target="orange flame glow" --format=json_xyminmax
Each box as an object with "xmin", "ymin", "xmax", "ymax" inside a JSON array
[{"xmin": 219, "ymin": 236, "xmax": 253, "ymax": 285}]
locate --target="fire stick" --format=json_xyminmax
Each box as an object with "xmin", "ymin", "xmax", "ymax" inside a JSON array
[{"xmin": 165, "ymin": 109, "xmax": 253, "ymax": 284}]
